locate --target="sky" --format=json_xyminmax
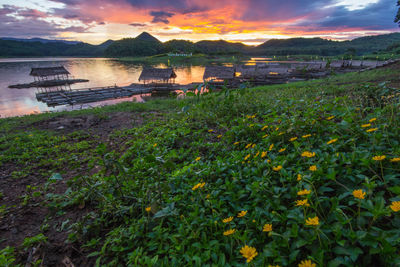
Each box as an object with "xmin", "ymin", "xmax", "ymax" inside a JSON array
[{"xmin": 0, "ymin": 0, "xmax": 398, "ymax": 45}]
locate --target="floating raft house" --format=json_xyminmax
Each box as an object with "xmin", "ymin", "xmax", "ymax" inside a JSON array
[
  {"xmin": 203, "ymin": 66, "xmax": 236, "ymax": 81},
  {"xmin": 138, "ymin": 68, "xmax": 177, "ymax": 84},
  {"xmin": 30, "ymin": 66, "xmax": 70, "ymax": 81}
]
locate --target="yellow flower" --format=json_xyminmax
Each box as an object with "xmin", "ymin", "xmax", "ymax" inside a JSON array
[
  {"xmin": 254, "ymin": 151, "xmax": 260, "ymax": 158},
  {"xmin": 275, "ymin": 127, "xmax": 280, "ymax": 131},
  {"xmin": 261, "ymin": 125, "xmax": 268, "ymax": 131},
  {"xmin": 390, "ymin": 201, "xmax": 400, "ymax": 212},
  {"xmin": 298, "ymin": 259, "xmax": 316, "ymax": 267},
  {"xmin": 297, "ymin": 174, "xmax": 302, "ymax": 181},
  {"xmin": 222, "ymin": 217, "xmax": 233, "ymax": 223},
  {"xmin": 192, "ymin": 182, "xmax": 206, "ymax": 191},
  {"xmin": 263, "ymin": 134, "xmax": 269, "ymax": 138},
  {"xmin": 309, "ymin": 165, "xmax": 317, "ymax": 171},
  {"xmin": 153, "ymin": 143, "xmax": 157, "ymax": 147},
  {"xmin": 366, "ymin": 128, "xmax": 378, "ymax": 132},
  {"xmin": 245, "ymin": 143, "xmax": 252, "ymax": 149},
  {"xmin": 372, "ymin": 155, "xmax": 386, "ymax": 161},
  {"xmin": 261, "ymin": 151, "xmax": 268, "ymax": 158},
  {"xmin": 269, "ymin": 144, "xmax": 274, "ymax": 151},
  {"xmin": 295, "ymin": 199, "xmax": 310, "ymax": 207},
  {"xmin": 353, "ymin": 189, "xmax": 366, "ymax": 200},
  {"xmin": 237, "ymin": 210, "xmax": 247, "ymax": 218},
  {"xmin": 297, "ymin": 189, "xmax": 311, "ymax": 196},
  {"xmin": 327, "ymin": 116, "xmax": 335, "ymax": 120},
  {"xmin": 305, "ymin": 216, "xmax": 319, "ymax": 226},
  {"xmin": 290, "ymin": 137, "xmax": 298, "ymax": 142},
  {"xmin": 272, "ymin": 166, "xmax": 282, "ymax": 171},
  {"xmin": 240, "ymin": 245, "xmax": 258, "ymax": 263},
  {"xmin": 234, "ymin": 141, "xmax": 240, "ymax": 145},
  {"xmin": 278, "ymin": 132, "xmax": 285, "ymax": 136},
  {"xmin": 301, "ymin": 151, "xmax": 315, "ymax": 158},
  {"xmin": 263, "ymin": 224, "xmax": 272, "ymax": 232},
  {"xmin": 267, "ymin": 160, "xmax": 271, "ymax": 163},
  {"xmin": 195, "ymin": 157, "xmax": 201, "ymax": 161},
  {"xmin": 279, "ymin": 148, "xmax": 286, "ymax": 153},
  {"xmin": 327, "ymin": 138, "xmax": 338, "ymax": 145},
  {"xmin": 223, "ymin": 229, "xmax": 236, "ymax": 236},
  {"xmin": 302, "ymin": 134, "xmax": 312, "ymax": 138},
  {"xmin": 217, "ymin": 134, "xmax": 222, "ymax": 139},
  {"xmin": 208, "ymin": 129, "xmax": 214, "ymax": 132},
  {"xmin": 390, "ymin": 158, "xmax": 400, "ymax": 162},
  {"xmin": 361, "ymin": 123, "xmax": 371, "ymax": 128},
  {"xmin": 145, "ymin": 206, "xmax": 151, "ymax": 212},
  {"xmin": 369, "ymin": 118, "xmax": 377, "ymax": 122},
  {"xmin": 244, "ymin": 154, "xmax": 251, "ymax": 161},
  {"xmin": 252, "ymin": 144, "xmax": 256, "ymax": 149}
]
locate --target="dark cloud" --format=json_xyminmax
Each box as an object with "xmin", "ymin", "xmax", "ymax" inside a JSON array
[
  {"xmin": 239, "ymin": 0, "xmax": 337, "ymax": 21},
  {"xmin": 0, "ymin": 5, "xmax": 91, "ymax": 38},
  {"xmin": 150, "ymin": 11, "xmax": 174, "ymax": 24},
  {"xmin": 129, "ymin": 22, "xmax": 147, "ymax": 27},
  {"xmin": 291, "ymin": 0, "xmax": 398, "ymax": 32}
]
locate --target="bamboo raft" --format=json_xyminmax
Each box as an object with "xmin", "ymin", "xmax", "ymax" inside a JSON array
[
  {"xmin": 9, "ymin": 79, "xmax": 89, "ymax": 89},
  {"xmin": 35, "ymin": 83, "xmax": 197, "ymax": 107}
]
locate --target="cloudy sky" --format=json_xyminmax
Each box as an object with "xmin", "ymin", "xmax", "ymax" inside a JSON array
[{"xmin": 0, "ymin": 0, "xmax": 398, "ymax": 45}]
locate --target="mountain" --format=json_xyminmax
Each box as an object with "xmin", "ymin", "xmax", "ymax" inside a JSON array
[
  {"xmin": 0, "ymin": 39, "xmax": 107, "ymax": 57},
  {"xmin": 104, "ymin": 32, "xmax": 163, "ymax": 57},
  {"xmin": 255, "ymin": 33, "xmax": 400, "ymax": 56},
  {"xmin": 0, "ymin": 32, "xmax": 399, "ymax": 57},
  {"xmin": 194, "ymin": 40, "xmax": 250, "ymax": 55},
  {"xmin": 135, "ymin": 32, "xmax": 161, "ymax": 43},
  {"xmin": 0, "ymin": 37, "xmax": 81, "ymax": 45},
  {"xmin": 163, "ymin": 39, "xmax": 195, "ymax": 53}
]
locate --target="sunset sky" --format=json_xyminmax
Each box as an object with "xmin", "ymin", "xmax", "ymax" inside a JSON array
[{"xmin": 0, "ymin": 0, "xmax": 398, "ymax": 45}]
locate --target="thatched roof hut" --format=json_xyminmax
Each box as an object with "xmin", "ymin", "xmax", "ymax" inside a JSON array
[
  {"xmin": 138, "ymin": 68, "xmax": 177, "ymax": 84},
  {"xmin": 30, "ymin": 66, "xmax": 70, "ymax": 81},
  {"xmin": 236, "ymin": 65, "xmax": 290, "ymax": 79},
  {"xmin": 203, "ymin": 66, "xmax": 236, "ymax": 81},
  {"xmin": 30, "ymin": 66, "xmax": 70, "ymax": 77}
]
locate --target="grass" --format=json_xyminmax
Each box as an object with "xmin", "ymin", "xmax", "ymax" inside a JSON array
[{"xmin": 0, "ymin": 64, "xmax": 400, "ymax": 266}]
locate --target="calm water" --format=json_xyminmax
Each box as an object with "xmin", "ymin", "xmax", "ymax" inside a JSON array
[{"xmin": 0, "ymin": 58, "xmax": 206, "ymax": 118}]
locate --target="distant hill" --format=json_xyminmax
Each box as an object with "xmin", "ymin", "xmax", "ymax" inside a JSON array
[
  {"xmin": 0, "ymin": 32, "xmax": 399, "ymax": 57},
  {"xmin": 255, "ymin": 33, "xmax": 400, "ymax": 56},
  {"xmin": 194, "ymin": 40, "xmax": 250, "ymax": 55},
  {"xmin": 0, "ymin": 37, "xmax": 82, "ymax": 45},
  {"xmin": 104, "ymin": 32, "xmax": 163, "ymax": 57},
  {"xmin": 0, "ymin": 39, "xmax": 108, "ymax": 57}
]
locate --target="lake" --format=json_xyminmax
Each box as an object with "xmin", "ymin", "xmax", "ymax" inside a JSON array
[{"xmin": 0, "ymin": 58, "xmax": 208, "ymax": 118}]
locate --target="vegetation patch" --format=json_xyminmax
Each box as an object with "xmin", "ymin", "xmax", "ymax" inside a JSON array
[{"xmin": 0, "ymin": 63, "xmax": 400, "ymax": 266}]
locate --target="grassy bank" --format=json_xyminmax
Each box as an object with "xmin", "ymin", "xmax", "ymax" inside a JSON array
[
  {"xmin": 1, "ymin": 63, "xmax": 400, "ymax": 266},
  {"xmin": 116, "ymin": 53, "xmax": 249, "ymax": 65}
]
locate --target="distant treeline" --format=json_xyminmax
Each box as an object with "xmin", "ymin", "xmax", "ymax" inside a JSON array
[{"xmin": 1, "ymin": 32, "xmax": 400, "ymax": 57}]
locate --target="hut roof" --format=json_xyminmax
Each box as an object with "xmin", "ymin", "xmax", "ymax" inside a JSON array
[
  {"xmin": 203, "ymin": 66, "xmax": 235, "ymax": 80},
  {"xmin": 138, "ymin": 68, "xmax": 177, "ymax": 81},
  {"xmin": 30, "ymin": 66, "xmax": 70, "ymax": 77}
]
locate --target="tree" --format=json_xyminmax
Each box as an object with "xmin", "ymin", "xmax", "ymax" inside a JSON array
[{"xmin": 395, "ymin": 0, "xmax": 400, "ymax": 26}]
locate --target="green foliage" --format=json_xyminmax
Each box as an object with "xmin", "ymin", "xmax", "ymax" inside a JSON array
[
  {"xmin": 0, "ymin": 247, "xmax": 19, "ymax": 267},
  {"xmin": 22, "ymin": 234, "xmax": 48, "ymax": 249}
]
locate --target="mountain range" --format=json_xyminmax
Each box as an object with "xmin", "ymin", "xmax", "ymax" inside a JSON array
[{"xmin": 1, "ymin": 32, "xmax": 399, "ymax": 57}]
